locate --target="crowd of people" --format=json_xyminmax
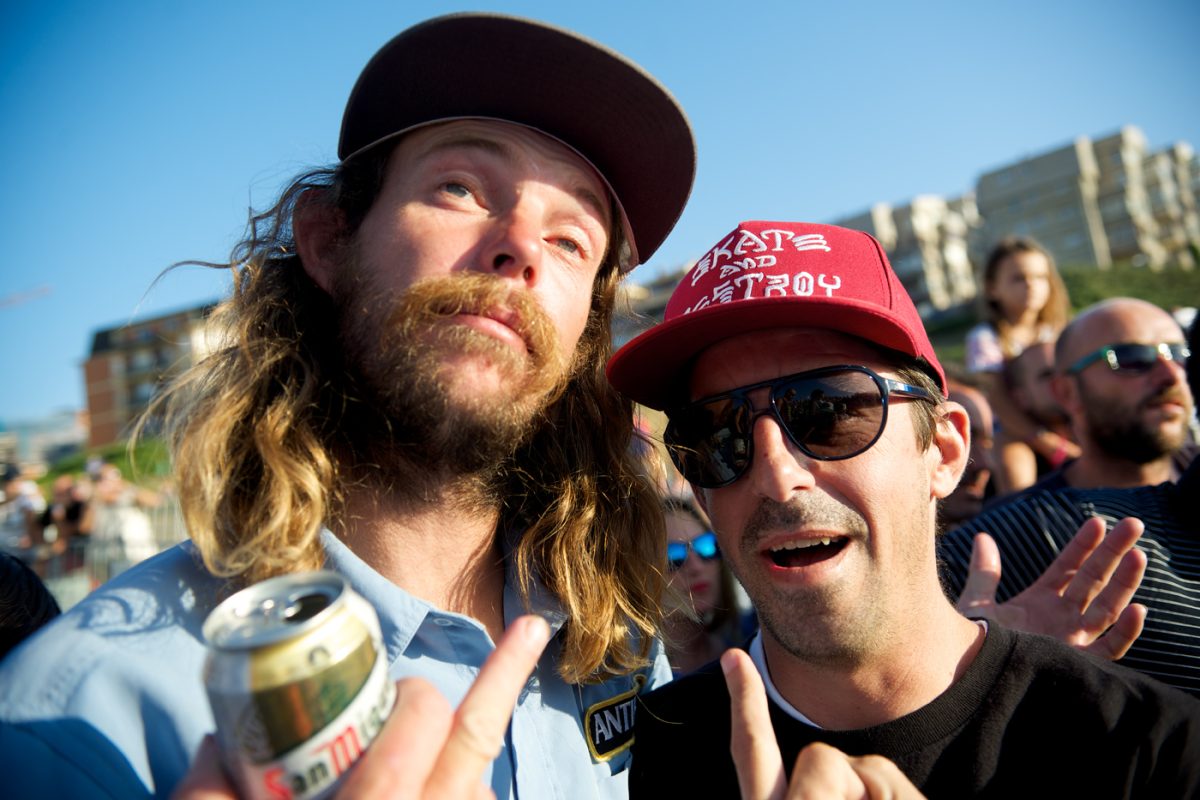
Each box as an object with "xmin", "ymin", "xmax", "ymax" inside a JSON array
[
  {"xmin": 1, "ymin": 11, "xmax": 1197, "ymax": 799},
  {"xmin": 0, "ymin": 460, "xmax": 171, "ymax": 614}
]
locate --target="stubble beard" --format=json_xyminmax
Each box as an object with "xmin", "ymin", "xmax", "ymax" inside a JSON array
[
  {"xmin": 731, "ymin": 494, "xmax": 883, "ymax": 670},
  {"xmin": 1081, "ymin": 382, "xmax": 1192, "ymax": 464},
  {"xmin": 333, "ymin": 268, "xmax": 574, "ymax": 501}
]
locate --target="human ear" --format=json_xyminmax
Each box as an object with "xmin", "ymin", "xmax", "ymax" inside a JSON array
[
  {"xmin": 929, "ymin": 402, "xmax": 969, "ymax": 500},
  {"xmin": 293, "ymin": 189, "xmax": 346, "ymax": 295}
]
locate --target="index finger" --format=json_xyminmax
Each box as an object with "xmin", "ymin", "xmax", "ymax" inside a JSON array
[
  {"xmin": 723, "ymin": 649, "xmax": 786, "ymax": 800},
  {"xmin": 423, "ymin": 614, "xmax": 551, "ymax": 797}
]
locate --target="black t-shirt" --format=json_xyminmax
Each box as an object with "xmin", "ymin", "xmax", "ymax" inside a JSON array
[{"xmin": 631, "ymin": 626, "xmax": 1200, "ymax": 798}]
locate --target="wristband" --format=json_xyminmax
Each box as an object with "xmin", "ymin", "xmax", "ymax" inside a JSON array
[{"xmin": 1047, "ymin": 436, "xmax": 1070, "ymax": 468}]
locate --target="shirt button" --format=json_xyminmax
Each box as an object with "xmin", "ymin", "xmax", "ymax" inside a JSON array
[{"xmin": 433, "ymin": 618, "xmax": 454, "ymax": 627}]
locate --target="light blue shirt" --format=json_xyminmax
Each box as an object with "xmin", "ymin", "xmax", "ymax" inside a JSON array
[{"xmin": 0, "ymin": 531, "xmax": 670, "ymax": 798}]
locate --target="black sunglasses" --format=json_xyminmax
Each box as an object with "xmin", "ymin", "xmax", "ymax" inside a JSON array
[
  {"xmin": 1066, "ymin": 342, "xmax": 1189, "ymax": 376},
  {"xmin": 664, "ymin": 365, "xmax": 938, "ymax": 489},
  {"xmin": 666, "ymin": 530, "xmax": 720, "ymax": 571}
]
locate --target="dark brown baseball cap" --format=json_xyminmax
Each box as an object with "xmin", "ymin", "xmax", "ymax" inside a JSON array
[{"xmin": 338, "ymin": 13, "xmax": 696, "ymax": 272}]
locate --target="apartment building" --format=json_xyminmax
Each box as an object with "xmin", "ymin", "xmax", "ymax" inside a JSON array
[
  {"xmin": 83, "ymin": 303, "xmax": 219, "ymax": 447},
  {"xmin": 1143, "ymin": 142, "xmax": 1200, "ymax": 268},
  {"xmin": 975, "ymin": 136, "xmax": 1112, "ymax": 269}
]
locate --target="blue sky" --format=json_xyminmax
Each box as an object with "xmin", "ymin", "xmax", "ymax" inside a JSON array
[{"xmin": 2, "ymin": 0, "xmax": 1198, "ymax": 424}]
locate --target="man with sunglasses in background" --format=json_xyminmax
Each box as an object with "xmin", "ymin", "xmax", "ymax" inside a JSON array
[
  {"xmin": 609, "ymin": 221, "xmax": 1200, "ymax": 797},
  {"xmin": 998, "ymin": 297, "xmax": 1193, "ymax": 500},
  {"xmin": 941, "ymin": 303, "xmax": 1200, "ymax": 697}
]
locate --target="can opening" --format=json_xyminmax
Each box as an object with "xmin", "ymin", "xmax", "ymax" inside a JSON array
[{"xmin": 284, "ymin": 592, "xmax": 332, "ymax": 623}]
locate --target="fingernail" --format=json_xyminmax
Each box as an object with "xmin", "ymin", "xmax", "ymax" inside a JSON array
[
  {"xmin": 720, "ymin": 650, "xmax": 737, "ymax": 675},
  {"xmin": 518, "ymin": 615, "xmax": 551, "ymax": 648}
]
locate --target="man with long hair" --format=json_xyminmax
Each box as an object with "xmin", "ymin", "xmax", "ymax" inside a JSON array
[{"xmin": 0, "ymin": 14, "xmax": 694, "ymax": 798}]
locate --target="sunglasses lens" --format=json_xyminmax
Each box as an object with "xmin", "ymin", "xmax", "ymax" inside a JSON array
[
  {"xmin": 1109, "ymin": 344, "xmax": 1159, "ymax": 373},
  {"xmin": 666, "ymin": 369, "xmax": 891, "ymax": 488},
  {"xmin": 665, "ymin": 399, "xmax": 751, "ymax": 488},
  {"xmin": 774, "ymin": 371, "xmax": 885, "ymax": 459},
  {"xmin": 666, "ymin": 542, "xmax": 688, "ymax": 571},
  {"xmin": 692, "ymin": 531, "xmax": 719, "ymax": 560}
]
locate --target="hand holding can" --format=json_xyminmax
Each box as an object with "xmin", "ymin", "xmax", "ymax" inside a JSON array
[
  {"xmin": 176, "ymin": 602, "xmax": 550, "ymax": 799},
  {"xmin": 202, "ymin": 572, "xmax": 397, "ymax": 800}
]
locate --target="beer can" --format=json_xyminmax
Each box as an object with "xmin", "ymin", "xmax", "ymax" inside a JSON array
[{"xmin": 202, "ymin": 571, "xmax": 397, "ymax": 800}]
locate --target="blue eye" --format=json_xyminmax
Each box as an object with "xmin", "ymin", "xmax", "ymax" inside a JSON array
[
  {"xmin": 441, "ymin": 182, "xmax": 470, "ymax": 198},
  {"xmin": 554, "ymin": 238, "xmax": 580, "ymax": 254}
]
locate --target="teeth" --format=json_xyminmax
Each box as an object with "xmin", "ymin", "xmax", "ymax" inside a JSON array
[{"xmin": 769, "ymin": 538, "xmax": 835, "ymax": 552}]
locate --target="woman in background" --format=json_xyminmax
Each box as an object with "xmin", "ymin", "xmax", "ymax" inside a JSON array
[
  {"xmin": 660, "ymin": 496, "xmax": 753, "ymax": 675},
  {"xmin": 966, "ymin": 236, "xmax": 1076, "ymax": 495}
]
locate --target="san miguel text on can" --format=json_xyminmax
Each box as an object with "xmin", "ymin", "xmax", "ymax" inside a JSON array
[{"xmin": 202, "ymin": 571, "xmax": 396, "ymax": 800}]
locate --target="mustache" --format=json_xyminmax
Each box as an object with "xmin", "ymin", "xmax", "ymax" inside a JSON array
[
  {"xmin": 742, "ymin": 495, "xmax": 868, "ymax": 547},
  {"xmin": 386, "ymin": 273, "xmax": 560, "ymax": 366},
  {"xmin": 1140, "ymin": 385, "xmax": 1192, "ymax": 410}
]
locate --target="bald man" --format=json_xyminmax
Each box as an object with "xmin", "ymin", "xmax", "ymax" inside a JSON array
[{"xmin": 1042, "ymin": 297, "xmax": 1195, "ymax": 493}]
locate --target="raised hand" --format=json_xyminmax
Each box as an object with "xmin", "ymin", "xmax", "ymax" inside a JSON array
[{"xmin": 956, "ymin": 517, "xmax": 1148, "ymax": 659}]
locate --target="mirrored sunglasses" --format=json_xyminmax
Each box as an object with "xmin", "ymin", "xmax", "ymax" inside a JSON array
[
  {"xmin": 664, "ymin": 365, "xmax": 938, "ymax": 489},
  {"xmin": 1066, "ymin": 342, "xmax": 1189, "ymax": 376},
  {"xmin": 666, "ymin": 530, "xmax": 720, "ymax": 571}
]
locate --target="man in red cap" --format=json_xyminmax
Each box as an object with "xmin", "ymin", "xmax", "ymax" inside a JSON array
[
  {"xmin": 0, "ymin": 14, "xmax": 694, "ymax": 799},
  {"xmin": 609, "ymin": 221, "xmax": 1200, "ymax": 797}
]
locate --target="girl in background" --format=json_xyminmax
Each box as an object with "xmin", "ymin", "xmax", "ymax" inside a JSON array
[
  {"xmin": 660, "ymin": 496, "xmax": 753, "ymax": 675},
  {"xmin": 966, "ymin": 236, "xmax": 1076, "ymax": 495}
]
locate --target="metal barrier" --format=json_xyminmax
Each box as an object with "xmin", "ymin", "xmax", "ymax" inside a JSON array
[{"xmin": 37, "ymin": 494, "xmax": 189, "ymax": 611}]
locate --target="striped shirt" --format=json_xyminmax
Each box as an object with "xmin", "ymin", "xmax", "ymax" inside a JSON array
[{"xmin": 938, "ymin": 459, "xmax": 1200, "ymax": 696}]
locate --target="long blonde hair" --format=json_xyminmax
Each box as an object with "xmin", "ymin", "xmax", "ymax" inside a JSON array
[{"xmin": 146, "ymin": 147, "xmax": 665, "ymax": 682}]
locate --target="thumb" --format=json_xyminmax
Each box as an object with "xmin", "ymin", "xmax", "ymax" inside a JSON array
[{"xmin": 957, "ymin": 532, "xmax": 1001, "ymax": 613}]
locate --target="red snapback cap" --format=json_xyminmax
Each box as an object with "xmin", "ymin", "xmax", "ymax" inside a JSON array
[
  {"xmin": 338, "ymin": 13, "xmax": 695, "ymax": 272},
  {"xmin": 607, "ymin": 221, "xmax": 946, "ymax": 409}
]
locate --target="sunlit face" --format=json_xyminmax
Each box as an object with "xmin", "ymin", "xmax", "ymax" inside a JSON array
[
  {"xmin": 988, "ymin": 251, "xmax": 1051, "ymax": 322},
  {"xmin": 665, "ymin": 508, "xmax": 722, "ymax": 617},
  {"xmin": 343, "ymin": 119, "xmax": 612, "ymax": 403},
  {"xmin": 1061, "ymin": 303, "xmax": 1193, "ymax": 463},
  {"xmin": 322, "ymin": 121, "xmax": 614, "ymax": 470},
  {"xmin": 690, "ymin": 329, "xmax": 957, "ymax": 668}
]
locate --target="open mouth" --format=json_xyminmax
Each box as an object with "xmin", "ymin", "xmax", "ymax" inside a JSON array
[{"xmin": 766, "ymin": 537, "xmax": 849, "ymax": 569}]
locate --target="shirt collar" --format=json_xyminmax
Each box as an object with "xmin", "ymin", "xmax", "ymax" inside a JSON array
[{"xmin": 320, "ymin": 528, "xmax": 569, "ymax": 659}]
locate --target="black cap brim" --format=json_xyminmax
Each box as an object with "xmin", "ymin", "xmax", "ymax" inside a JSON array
[{"xmin": 338, "ymin": 13, "xmax": 695, "ymax": 270}]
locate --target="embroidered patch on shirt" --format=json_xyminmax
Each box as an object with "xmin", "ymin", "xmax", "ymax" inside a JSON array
[{"xmin": 584, "ymin": 674, "xmax": 646, "ymax": 761}]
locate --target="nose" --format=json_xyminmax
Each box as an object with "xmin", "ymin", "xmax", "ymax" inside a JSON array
[
  {"xmin": 680, "ymin": 550, "xmax": 704, "ymax": 574},
  {"xmin": 479, "ymin": 205, "xmax": 542, "ymax": 286},
  {"xmin": 746, "ymin": 414, "xmax": 816, "ymax": 502},
  {"xmin": 1147, "ymin": 349, "xmax": 1187, "ymax": 388}
]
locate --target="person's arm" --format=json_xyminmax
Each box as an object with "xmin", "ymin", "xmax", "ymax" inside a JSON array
[
  {"xmin": 173, "ymin": 614, "xmax": 551, "ymax": 800},
  {"xmin": 976, "ymin": 371, "xmax": 1079, "ymax": 471},
  {"xmin": 723, "ymin": 649, "xmax": 925, "ymax": 800},
  {"xmin": 955, "ymin": 517, "xmax": 1147, "ymax": 659}
]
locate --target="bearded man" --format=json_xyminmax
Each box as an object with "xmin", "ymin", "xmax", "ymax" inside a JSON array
[
  {"xmin": 1016, "ymin": 296, "xmax": 1193, "ymax": 496},
  {"xmin": 0, "ymin": 14, "xmax": 694, "ymax": 799}
]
